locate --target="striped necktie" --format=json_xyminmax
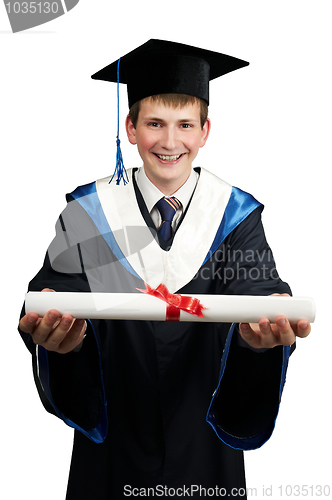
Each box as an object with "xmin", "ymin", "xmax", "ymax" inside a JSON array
[{"xmin": 156, "ymin": 197, "xmax": 181, "ymax": 241}]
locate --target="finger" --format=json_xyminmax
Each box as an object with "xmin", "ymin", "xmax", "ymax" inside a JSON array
[
  {"xmin": 275, "ymin": 316, "xmax": 296, "ymax": 346},
  {"xmin": 294, "ymin": 319, "xmax": 311, "ymax": 338},
  {"xmin": 20, "ymin": 288, "xmax": 56, "ymax": 334},
  {"xmin": 40, "ymin": 313, "xmax": 75, "ymax": 350},
  {"xmin": 57, "ymin": 319, "xmax": 87, "ymax": 354},
  {"xmin": 41, "ymin": 316, "xmax": 86, "ymax": 353},
  {"xmin": 239, "ymin": 322, "xmax": 261, "ymax": 348},
  {"xmin": 30, "ymin": 309, "xmax": 61, "ymax": 345},
  {"xmin": 19, "ymin": 313, "xmax": 39, "ymax": 334},
  {"xmin": 258, "ymin": 318, "xmax": 279, "ymax": 348}
]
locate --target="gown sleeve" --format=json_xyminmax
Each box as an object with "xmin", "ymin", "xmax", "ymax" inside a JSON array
[
  {"xmin": 206, "ymin": 207, "xmax": 295, "ymax": 450},
  {"xmin": 18, "ymin": 198, "xmax": 109, "ymax": 443}
]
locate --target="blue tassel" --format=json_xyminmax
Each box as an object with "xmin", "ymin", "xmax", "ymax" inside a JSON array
[
  {"xmin": 112, "ymin": 136, "xmax": 128, "ymax": 185},
  {"xmin": 110, "ymin": 57, "xmax": 128, "ymax": 185}
]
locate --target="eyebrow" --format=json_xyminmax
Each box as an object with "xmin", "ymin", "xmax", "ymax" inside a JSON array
[
  {"xmin": 144, "ymin": 117, "xmax": 164, "ymax": 122},
  {"xmin": 143, "ymin": 116, "xmax": 199, "ymax": 123}
]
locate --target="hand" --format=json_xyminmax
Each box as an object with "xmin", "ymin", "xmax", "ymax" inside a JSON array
[
  {"xmin": 239, "ymin": 293, "xmax": 311, "ymax": 349},
  {"xmin": 19, "ymin": 288, "xmax": 87, "ymax": 354}
]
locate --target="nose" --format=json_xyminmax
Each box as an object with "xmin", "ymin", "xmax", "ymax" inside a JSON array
[{"xmin": 160, "ymin": 125, "xmax": 178, "ymax": 151}]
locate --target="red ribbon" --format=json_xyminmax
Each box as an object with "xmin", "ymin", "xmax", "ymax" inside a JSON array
[{"xmin": 137, "ymin": 283, "xmax": 206, "ymax": 321}]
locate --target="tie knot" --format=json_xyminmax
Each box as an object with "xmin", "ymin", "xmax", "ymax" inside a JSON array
[
  {"xmin": 156, "ymin": 197, "xmax": 181, "ymax": 221},
  {"xmin": 155, "ymin": 197, "xmax": 181, "ymax": 242}
]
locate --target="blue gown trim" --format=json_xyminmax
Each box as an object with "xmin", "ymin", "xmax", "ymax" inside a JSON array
[
  {"xmin": 69, "ymin": 182, "xmax": 140, "ymax": 279},
  {"xmin": 206, "ymin": 324, "xmax": 291, "ymax": 450},
  {"xmin": 202, "ymin": 186, "xmax": 262, "ymax": 266},
  {"xmin": 37, "ymin": 319, "xmax": 108, "ymax": 443}
]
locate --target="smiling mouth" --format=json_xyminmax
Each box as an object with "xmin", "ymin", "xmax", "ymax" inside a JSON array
[{"xmin": 154, "ymin": 154, "xmax": 184, "ymax": 161}]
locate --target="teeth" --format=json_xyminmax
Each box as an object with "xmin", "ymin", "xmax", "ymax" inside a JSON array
[{"xmin": 157, "ymin": 154, "xmax": 182, "ymax": 161}]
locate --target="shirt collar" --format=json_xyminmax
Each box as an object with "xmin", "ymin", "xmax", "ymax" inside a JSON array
[{"xmin": 135, "ymin": 166, "xmax": 199, "ymax": 213}]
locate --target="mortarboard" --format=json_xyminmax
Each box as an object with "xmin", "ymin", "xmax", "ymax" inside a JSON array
[
  {"xmin": 91, "ymin": 39, "xmax": 249, "ymax": 108},
  {"xmin": 91, "ymin": 39, "xmax": 249, "ymax": 184}
]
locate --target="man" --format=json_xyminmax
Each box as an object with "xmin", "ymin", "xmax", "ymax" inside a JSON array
[{"xmin": 19, "ymin": 40, "xmax": 310, "ymax": 499}]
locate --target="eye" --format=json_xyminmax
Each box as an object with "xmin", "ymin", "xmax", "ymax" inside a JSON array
[
  {"xmin": 148, "ymin": 122, "xmax": 161, "ymax": 128},
  {"xmin": 180, "ymin": 123, "xmax": 193, "ymax": 129}
]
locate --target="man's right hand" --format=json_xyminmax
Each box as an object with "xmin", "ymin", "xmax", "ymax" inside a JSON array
[{"xmin": 19, "ymin": 288, "xmax": 87, "ymax": 354}]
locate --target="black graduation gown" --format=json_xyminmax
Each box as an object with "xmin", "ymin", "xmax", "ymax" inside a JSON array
[{"xmin": 19, "ymin": 168, "xmax": 293, "ymax": 499}]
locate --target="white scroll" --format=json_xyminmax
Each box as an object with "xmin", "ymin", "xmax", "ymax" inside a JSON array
[{"xmin": 25, "ymin": 292, "xmax": 316, "ymax": 324}]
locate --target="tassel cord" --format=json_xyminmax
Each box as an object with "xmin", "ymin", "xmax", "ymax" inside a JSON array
[{"xmin": 110, "ymin": 57, "xmax": 128, "ymax": 185}]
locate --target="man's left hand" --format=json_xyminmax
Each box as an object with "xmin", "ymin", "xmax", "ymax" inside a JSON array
[{"xmin": 239, "ymin": 293, "xmax": 311, "ymax": 349}]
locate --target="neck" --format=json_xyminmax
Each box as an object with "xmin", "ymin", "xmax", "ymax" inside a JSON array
[{"xmin": 144, "ymin": 170, "xmax": 191, "ymax": 196}]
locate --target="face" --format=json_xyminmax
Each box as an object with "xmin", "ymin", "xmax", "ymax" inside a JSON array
[{"xmin": 126, "ymin": 98, "xmax": 210, "ymax": 195}]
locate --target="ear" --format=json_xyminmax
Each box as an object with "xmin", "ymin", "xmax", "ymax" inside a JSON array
[
  {"xmin": 125, "ymin": 114, "xmax": 137, "ymax": 145},
  {"xmin": 200, "ymin": 118, "xmax": 211, "ymax": 148}
]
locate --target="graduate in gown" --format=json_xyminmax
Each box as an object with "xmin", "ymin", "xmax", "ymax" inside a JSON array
[{"xmin": 19, "ymin": 40, "xmax": 311, "ymax": 499}]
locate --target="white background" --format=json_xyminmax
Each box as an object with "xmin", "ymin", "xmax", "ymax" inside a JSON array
[{"xmin": 1, "ymin": 1, "xmax": 331, "ymax": 498}]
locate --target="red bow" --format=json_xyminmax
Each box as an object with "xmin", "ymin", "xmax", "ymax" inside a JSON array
[{"xmin": 137, "ymin": 283, "xmax": 206, "ymax": 321}]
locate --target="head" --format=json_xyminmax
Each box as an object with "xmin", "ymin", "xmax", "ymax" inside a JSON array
[
  {"xmin": 92, "ymin": 40, "xmax": 248, "ymax": 187},
  {"xmin": 125, "ymin": 94, "xmax": 211, "ymax": 195}
]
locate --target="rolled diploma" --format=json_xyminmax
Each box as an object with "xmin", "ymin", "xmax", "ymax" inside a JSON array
[{"xmin": 25, "ymin": 292, "xmax": 316, "ymax": 323}]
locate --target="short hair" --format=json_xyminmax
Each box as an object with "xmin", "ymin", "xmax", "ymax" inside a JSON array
[{"xmin": 128, "ymin": 94, "xmax": 209, "ymax": 129}]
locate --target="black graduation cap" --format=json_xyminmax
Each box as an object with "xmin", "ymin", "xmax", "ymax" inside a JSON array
[{"xmin": 91, "ymin": 39, "xmax": 249, "ymax": 107}]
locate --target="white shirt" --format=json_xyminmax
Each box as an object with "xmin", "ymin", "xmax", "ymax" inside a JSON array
[{"xmin": 135, "ymin": 167, "xmax": 199, "ymax": 231}]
